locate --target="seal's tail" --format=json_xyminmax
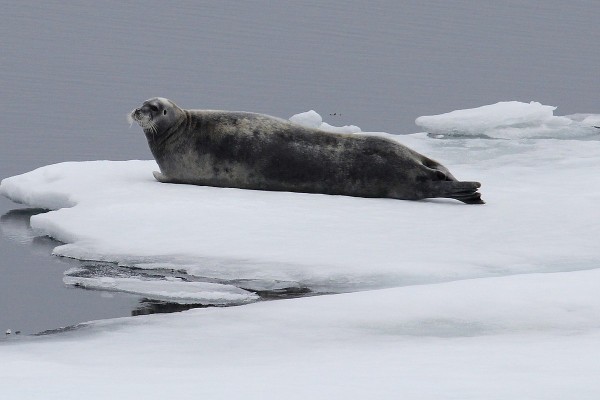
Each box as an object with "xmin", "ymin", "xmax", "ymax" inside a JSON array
[{"xmin": 436, "ymin": 181, "xmax": 484, "ymax": 204}]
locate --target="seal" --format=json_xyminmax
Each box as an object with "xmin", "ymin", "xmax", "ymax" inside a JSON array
[{"xmin": 129, "ymin": 97, "xmax": 483, "ymax": 204}]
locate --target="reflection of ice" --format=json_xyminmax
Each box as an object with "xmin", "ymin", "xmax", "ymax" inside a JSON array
[
  {"xmin": 0, "ymin": 208, "xmax": 50, "ymax": 245},
  {"xmin": 0, "ymin": 208, "xmax": 63, "ymax": 259},
  {"xmin": 131, "ymin": 300, "xmax": 210, "ymax": 316}
]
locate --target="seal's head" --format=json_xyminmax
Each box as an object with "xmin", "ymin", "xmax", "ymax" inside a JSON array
[{"xmin": 128, "ymin": 97, "xmax": 182, "ymax": 135}]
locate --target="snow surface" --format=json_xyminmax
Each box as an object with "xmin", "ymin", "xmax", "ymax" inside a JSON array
[{"xmin": 2, "ymin": 104, "xmax": 600, "ymax": 398}]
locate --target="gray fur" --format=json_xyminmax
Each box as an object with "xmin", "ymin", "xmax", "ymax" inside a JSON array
[{"xmin": 129, "ymin": 98, "xmax": 484, "ymax": 204}]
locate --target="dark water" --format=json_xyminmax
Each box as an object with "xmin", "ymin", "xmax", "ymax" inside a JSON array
[
  {"xmin": 1, "ymin": 1, "xmax": 599, "ymax": 334},
  {"xmin": 0, "ymin": 200, "xmax": 143, "ymax": 334}
]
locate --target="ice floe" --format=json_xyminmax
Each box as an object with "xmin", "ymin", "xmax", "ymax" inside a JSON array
[
  {"xmin": 416, "ymin": 101, "xmax": 600, "ymax": 139},
  {"xmin": 290, "ymin": 109, "xmax": 362, "ymax": 133},
  {"xmin": 2, "ymin": 103, "xmax": 600, "ymax": 398},
  {"xmin": 1, "ymin": 105, "xmax": 600, "ymax": 303}
]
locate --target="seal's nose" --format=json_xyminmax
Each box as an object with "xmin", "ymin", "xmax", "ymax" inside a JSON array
[{"xmin": 134, "ymin": 108, "xmax": 142, "ymax": 116}]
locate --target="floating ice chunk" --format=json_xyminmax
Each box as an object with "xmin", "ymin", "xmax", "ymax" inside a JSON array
[
  {"xmin": 416, "ymin": 101, "xmax": 599, "ymax": 139},
  {"xmin": 319, "ymin": 122, "xmax": 362, "ymax": 134},
  {"xmin": 289, "ymin": 109, "xmax": 323, "ymax": 128},
  {"xmin": 582, "ymin": 115, "xmax": 600, "ymax": 127},
  {"xmin": 290, "ymin": 110, "xmax": 361, "ymax": 133},
  {"xmin": 63, "ymin": 272, "xmax": 258, "ymax": 305},
  {"xmin": 566, "ymin": 113, "xmax": 600, "ymax": 128}
]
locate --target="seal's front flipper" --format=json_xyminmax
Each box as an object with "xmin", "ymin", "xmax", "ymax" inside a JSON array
[{"xmin": 153, "ymin": 171, "xmax": 171, "ymax": 183}]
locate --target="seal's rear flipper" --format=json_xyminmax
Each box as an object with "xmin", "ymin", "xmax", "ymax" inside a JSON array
[
  {"xmin": 437, "ymin": 181, "xmax": 485, "ymax": 204},
  {"xmin": 452, "ymin": 191, "xmax": 485, "ymax": 204},
  {"xmin": 153, "ymin": 171, "xmax": 170, "ymax": 183}
]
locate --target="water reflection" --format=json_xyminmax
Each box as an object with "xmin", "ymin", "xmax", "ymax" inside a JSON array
[
  {"xmin": 0, "ymin": 207, "xmax": 314, "ymax": 335},
  {"xmin": 0, "ymin": 208, "xmax": 160, "ymax": 334},
  {"xmin": 132, "ymin": 301, "xmax": 212, "ymax": 316},
  {"xmin": 0, "ymin": 208, "xmax": 51, "ymax": 246}
]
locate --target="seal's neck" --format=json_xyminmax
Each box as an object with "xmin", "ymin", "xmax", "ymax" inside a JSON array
[
  {"xmin": 145, "ymin": 113, "xmax": 186, "ymax": 147},
  {"xmin": 144, "ymin": 111, "xmax": 191, "ymax": 166}
]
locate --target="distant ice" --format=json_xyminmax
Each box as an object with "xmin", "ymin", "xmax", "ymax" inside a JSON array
[
  {"xmin": 567, "ymin": 113, "xmax": 600, "ymax": 127},
  {"xmin": 290, "ymin": 110, "xmax": 362, "ymax": 133},
  {"xmin": 416, "ymin": 101, "xmax": 600, "ymax": 139}
]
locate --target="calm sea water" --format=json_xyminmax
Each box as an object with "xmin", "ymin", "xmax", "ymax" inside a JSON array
[{"xmin": 1, "ymin": 1, "xmax": 599, "ymax": 334}]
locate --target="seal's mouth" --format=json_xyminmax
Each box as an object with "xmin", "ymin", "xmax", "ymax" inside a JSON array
[
  {"xmin": 128, "ymin": 108, "xmax": 157, "ymax": 134},
  {"xmin": 127, "ymin": 110, "xmax": 136, "ymax": 125}
]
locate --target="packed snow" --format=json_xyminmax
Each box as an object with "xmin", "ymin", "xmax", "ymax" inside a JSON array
[{"xmin": 2, "ymin": 103, "xmax": 600, "ymax": 399}]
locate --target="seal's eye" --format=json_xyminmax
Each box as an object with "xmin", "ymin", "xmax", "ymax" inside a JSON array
[
  {"xmin": 149, "ymin": 105, "xmax": 158, "ymax": 112},
  {"xmin": 163, "ymin": 110, "xmax": 167, "ymax": 115}
]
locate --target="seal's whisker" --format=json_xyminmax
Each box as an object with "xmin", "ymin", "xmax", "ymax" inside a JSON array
[{"xmin": 145, "ymin": 120, "xmax": 158, "ymax": 139}]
